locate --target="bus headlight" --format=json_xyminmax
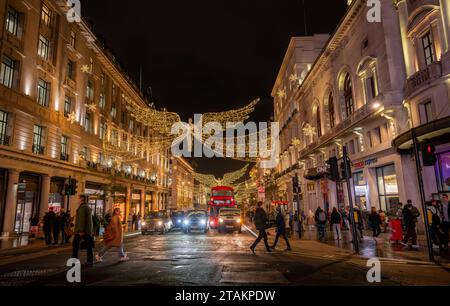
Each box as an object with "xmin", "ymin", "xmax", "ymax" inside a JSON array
[
  {"xmin": 183, "ymin": 219, "xmax": 189, "ymax": 225},
  {"xmin": 200, "ymin": 219, "xmax": 206, "ymax": 225}
]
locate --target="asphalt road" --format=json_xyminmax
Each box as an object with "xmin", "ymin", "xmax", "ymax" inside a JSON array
[{"xmin": 0, "ymin": 228, "xmax": 449, "ymax": 286}]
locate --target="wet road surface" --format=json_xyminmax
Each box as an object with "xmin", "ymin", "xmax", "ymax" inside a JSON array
[{"xmin": 0, "ymin": 229, "xmax": 449, "ymax": 286}]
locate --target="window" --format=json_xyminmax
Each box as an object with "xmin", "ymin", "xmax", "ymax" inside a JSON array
[
  {"xmin": 67, "ymin": 60, "xmax": 75, "ymax": 80},
  {"xmin": 349, "ymin": 139, "xmax": 355, "ymax": 155},
  {"xmin": 86, "ymin": 80, "xmax": 94, "ymax": 100},
  {"xmin": 112, "ymin": 83, "xmax": 117, "ymax": 98},
  {"xmin": 328, "ymin": 92, "xmax": 335, "ymax": 129},
  {"xmin": 6, "ymin": 7, "xmax": 20, "ymax": 37},
  {"xmin": 0, "ymin": 56, "xmax": 17, "ymax": 88},
  {"xmin": 344, "ymin": 73, "xmax": 354, "ymax": 118},
  {"xmin": 316, "ymin": 107, "xmax": 322, "ymax": 137},
  {"xmin": 422, "ymin": 32, "xmax": 435, "ymax": 66},
  {"xmin": 0, "ymin": 110, "xmax": 9, "ymax": 146},
  {"xmin": 101, "ymin": 73, "xmax": 106, "ymax": 88},
  {"xmin": 121, "ymin": 111, "xmax": 126, "ymax": 124},
  {"xmin": 129, "ymin": 119, "xmax": 134, "ymax": 131},
  {"xmin": 376, "ymin": 164, "xmax": 399, "ymax": 213},
  {"xmin": 82, "ymin": 146, "xmax": 91, "ymax": 162},
  {"xmin": 32, "ymin": 125, "xmax": 44, "ymax": 154},
  {"xmin": 38, "ymin": 35, "xmax": 50, "ymax": 60},
  {"xmin": 70, "ymin": 30, "xmax": 76, "ymax": 48},
  {"xmin": 367, "ymin": 131, "xmax": 373, "ymax": 148},
  {"xmin": 99, "ymin": 121, "xmax": 106, "ymax": 140},
  {"xmin": 84, "ymin": 113, "xmax": 92, "ymax": 133},
  {"xmin": 111, "ymin": 103, "xmax": 117, "ymax": 118},
  {"xmin": 373, "ymin": 127, "xmax": 382, "ymax": 145},
  {"xmin": 60, "ymin": 136, "xmax": 69, "ymax": 160},
  {"xmin": 99, "ymin": 93, "xmax": 106, "ymax": 109},
  {"xmin": 366, "ymin": 75, "xmax": 378, "ymax": 101},
  {"xmin": 37, "ymin": 79, "xmax": 50, "ymax": 107},
  {"xmin": 41, "ymin": 4, "xmax": 52, "ymax": 27},
  {"xmin": 419, "ymin": 101, "xmax": 433, "ymax": 124},
  {"xmin": 64, "ymin": 96, "xmax": 72, "ymax": 117},
  {"xmin": 89, "ymin": 57, "xmax": 94, "ymax": 73},
  {"xmin": 353, "ymin": 172, "xmax": 367, "ymax": 209}
]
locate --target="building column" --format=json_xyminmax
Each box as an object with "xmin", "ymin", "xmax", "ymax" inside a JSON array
[
  {"xmin": 39, "ymin": 175, "xmax": 51, "ymax": 219},
  {"xmin": 440, "ymin": 0, "xmax": 450, "ymax": 53},
  {"xmin": 397, "ymin": 0, "xmax": 416, "ymax": 77},
  {"xmin": 140, "ymin": 190, "xmax": 145, "ymax": 216},
  {"xmin": 2, "ymin": 169, "xmax": 20, "ymax": 236}
]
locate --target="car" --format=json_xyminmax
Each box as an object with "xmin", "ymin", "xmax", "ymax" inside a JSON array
[
  {"xmin": 183, "ymin": 210, "xmax": 209, "ymax": 234},
  {"xmin": 141, "ymin": 211, "xmax": 173, "ymax": 235},
  {"xmin": 171, "ymin": 211, "xmax": 185, "ymax": 229},
  {"xmin": 218, "ymin": 208, "xmax": 242, "ymax": 233}
]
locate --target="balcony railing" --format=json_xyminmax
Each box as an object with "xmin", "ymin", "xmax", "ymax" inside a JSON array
[
  {"xmin": 406, "ymin": 61, "xmax": 442, "ymax": 96},
  {"xmin": 32, "ymin": 144, "xmax": 45, "ymax": 155},
  {"xmin": 0, "ymin": 134, "xmax": 11, "ymax": 146}
]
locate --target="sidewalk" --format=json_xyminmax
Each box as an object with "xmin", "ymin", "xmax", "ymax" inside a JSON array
[{"xmin": 243, "ymin": 222, "xmax": 450, "ymax": 264}]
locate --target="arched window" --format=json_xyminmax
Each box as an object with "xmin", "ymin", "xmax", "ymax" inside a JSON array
[
  {"xmin": 328, "ymin": 92, "xmax": 335, "ymax": 128},
  {"xmin": 316, "ymin": 107, "xmax": 322, "ymax": 137},
  {"xmin": 344, "ymin": 73, "xmax": 354, "ymax": 118}
]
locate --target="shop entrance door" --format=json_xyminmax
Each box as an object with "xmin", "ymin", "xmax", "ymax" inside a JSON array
[{"xmin": 15, "ymin": 184, "xmax": 33, "ymax": 234}]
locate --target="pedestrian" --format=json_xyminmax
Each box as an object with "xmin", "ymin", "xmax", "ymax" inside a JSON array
[
  {"xmin": 65, "ymin": 210, "xmax": 74, "ymax": 243},
  {"xmin": 132, "ymin": 213, "xmax": 138, "ymax": 231},
  {"xmin": 93, "ymin": 214, "xmax": 101, "ymax": 237},
  {"xmin": 104, "ymin": 209, "xmax": 112, "ymax": 227},
  {"xmin": 250, "ymin": 201, "xmax": 272, "ymax": 254},
  {"xmin": 350, "ymin": 206, "xmax": 364, "ymax": 243},
  {"xmin": 72, "ymin": 195, "xmax": 95, "ymax": 267},
  {"xmin": 271, "ymin": 206, "xmax": 292, "ymax": 251},
  {"xmin": 441, "ymin": 194, "xmax": 449, "ymax": 250},
  {"xmin": 137, "ymin": 212, "xmax": 142, "ymax": 230},
  {"xmin": 368, "ymin": 207, "xmax": 382, "ymax": 243},
  {"xmin": 427, "ymin": 201, "xmax": 445, "ymax": 250},
  {"xmin": 53, "ymin": 210, "xmax": 61, "ymax": 245},
  {"xmin": 341, "ymin": 207, "xmax": 349, "ymax": 230},
  {"xmin": 95, "ymin": 208, "xmax": 129, "ymax": 262},
  {"xmin": 59, "ymin": 209, "xmax": 68, "ymax": 244},
  {"xmin": 284, "ymin": 210, "xmax": 291, "ymax": 238},
  {"xmin": 43, "ymin": 208, "xmax": 56, "ymax": 246},
  {"xmin": 379, "ymin": 210, "xmax": 387, "ymax": 233},
  {"xmin": 331, "ymin": 207, "xmax": 342, "ymax": 240},
  {"xmin": 314, "ymin": 207, "xmax": 327, "ymax": 241},
  {"xmin": 401, "ymin": 201, "xmax": 420, "ymax": 249}
]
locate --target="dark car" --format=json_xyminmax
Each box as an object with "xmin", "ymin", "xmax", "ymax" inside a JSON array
[
  {"xmin": 141, "ymin": 211, "xmax": 173, "ymax": 235},
  {"xmin": 171, "ymin": 211, "xmax": 185, "ymax": 229},
  {"xmin": 183, "ymin": 211, "xmax": 209, "ymax": 234}
]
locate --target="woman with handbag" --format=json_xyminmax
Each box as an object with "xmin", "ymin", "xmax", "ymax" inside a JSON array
[{"xmin": 95, "ymin": 208, "xmax": 129, "ymax": 262}]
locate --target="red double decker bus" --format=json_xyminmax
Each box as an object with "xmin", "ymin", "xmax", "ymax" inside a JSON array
[{"xmin": 208, "ymin": 186, "xmax": 236, "ymax": 229}]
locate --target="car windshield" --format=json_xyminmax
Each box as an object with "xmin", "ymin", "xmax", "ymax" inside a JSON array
[
  {"xmin": 212, "ymin": 190, "xmax": 233, "ymax": 197},
  {"xmin": 220, "ymin": 209, "xmax": 240, "ymax": 216},
  {"xmin": 172, "ymin": 212, "xmax": 184, "ymax": 218},
  {"xmin": 148, "ymin": 211, "xmax": 165, "ymax": 219},
  {"xmin": 188, "ymin": 212, "xmax": 206, "ymax": 218}
]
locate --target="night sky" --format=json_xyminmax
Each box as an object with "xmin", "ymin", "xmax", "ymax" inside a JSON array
[{"xmin": 81, "ymin": 0, "xmax": 348, "ymax": 176}]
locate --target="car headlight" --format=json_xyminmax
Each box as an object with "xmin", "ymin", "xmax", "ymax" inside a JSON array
[
  {"xmin": 200, "ymin": 219, "xmax": 206, "ymax": 225},
  {"xmin": 183, "ymin": 219, "xmax": 189, "ymax": 225},
  {"xmin": 177, "ymin": 219, "xmax": 182, "ymax": 223},
  {"xmin": 219, "ymin": 218, "xmax": 224, "ymax": 223},
  {"xmin": 236, "ymin": 218, "xmax": 242, "ymax": 223},
  {"xmin": 157, "ymin": 221, "xmax": 163, "ymax": 226}
]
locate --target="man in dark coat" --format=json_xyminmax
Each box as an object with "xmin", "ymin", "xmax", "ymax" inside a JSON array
[
  {"xmin": 250, "ymin": 202, "xmax": 272, "ymax": 254},
  {"xmin": 271, "ymin": 206, "xmax": 291, "ymax": 251},
  {"xmin": 401, "ymin": 201, "xmax": 420, "ymax": 248},
  {"xmin": 43, "ymin": 208, "xmax": 56, "ymax": 246}
]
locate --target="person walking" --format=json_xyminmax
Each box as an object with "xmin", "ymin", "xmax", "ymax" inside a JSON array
[
  {"xmin": 59, "ymin": 209, "xmax": 68, "ymax": 244},
  {"xmin": 271, "ymin": 206, "xmax": 292, "ymax": 251},
  {"xmin": 132, "ymin": 213, "xmax": 138, "ymax": 231},
  {"xmin": 314, "ymin": 207, "xmax": 327, "ymax": 241},
  {"xmin": 331, "ymin": 207, "xmax": 342, "ymax": 241},
  {"xmin": 285, "ymin": 210, "xmax": 291, "ymax": 238},
  {"xmin": 43, "ymin": 208, "xmax": 56, "ymax": 246},
  {"xmin": 427, "ymin": 201, "xmax": 444, "ymax": 250},
  {"xmin": 95, "ymin": 208, "xmax": 129, "ymax": 262},
  {"xmin": 441, "ymin": 194, "xmax": 449, "ymax": 250},
  {"xmin": 379, "ymin": 210, "xmax": 387, "ymax": 233},
  {"xmin": 350, "ymin": 206, "xmax": 364, "ymax": 244},
  {"xmin": 72, "ymin": 195, "xmax": 95, "ymax": 267},
  {"xmin": 401, "ymin": 201, "xmax": 420, "ymax": 249},
  {"xmin": 250, "ymin": 202, "xmax": 272, "ymax": 254},
  {"xmin": 341, "ymin": 208, "xmax": 349, "ymax": 230},
  {"xmin": 368, "ymin": 207, "xmax": 382, "ymax": 243}
]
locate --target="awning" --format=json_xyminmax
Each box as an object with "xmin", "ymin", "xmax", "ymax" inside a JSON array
[
  {"xmin": 393, "ymin": 116, "xmax": 450, "ymax": 152},
  {"xmin": 304, "ymin": 166, "xmax": 329, "ymax": 181}
]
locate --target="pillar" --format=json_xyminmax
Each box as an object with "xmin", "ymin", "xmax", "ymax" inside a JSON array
[
  {"xmin": 39, "ymin": 175, "xmax": 51, "ymax": 219},
  {"xmin": 140, "ymin": 190, "xmax": 145, "ymax": 216},
  {"xmin": 440, "ymin": 0, "xmax": 450, "ymax": 53},
  {"xmin": 1, "ymin": 169, "xmax": 19, "ymax": 236},
  {"xmin": 397, "ymin": 0, "xmax": 417, "ymax": 77}
]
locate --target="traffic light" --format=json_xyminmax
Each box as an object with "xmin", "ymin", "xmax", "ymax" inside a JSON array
[
  {"xmin": 339, "ymin": 159, "xmax": 352, "ymax": 180},
  {"xmin": 422, "ymin": 144, "xmax": 437, "ymax": 167},
  {"xmin": 292, "ymin": 175, "xmax": 299, "ymax": 188},
  {"xmin": 326, "ymin": 157, "xmax": 339, "ymax": 182},
  {"xmin": 65, "ymin": 182, "xmax": 71, "ymax": 196}
]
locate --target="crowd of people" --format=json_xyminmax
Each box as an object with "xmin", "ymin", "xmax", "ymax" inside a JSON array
[{"xmin": 41, "ymin": 208, "xmax": 73, "ymax": 246}]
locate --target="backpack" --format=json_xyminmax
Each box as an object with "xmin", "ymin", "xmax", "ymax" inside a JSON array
[
  {"xmin": 427, "ymin": 208, "xmax": 440, "ymax": 226},
  {"xmin": 318, "ymin": 211, "xmax": 327, "ymax": 222}
]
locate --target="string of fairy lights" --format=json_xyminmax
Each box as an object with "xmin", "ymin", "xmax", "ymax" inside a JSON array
[{"xmin": 193, "ymin": 164, "xmax": 250, "ymax": 190}]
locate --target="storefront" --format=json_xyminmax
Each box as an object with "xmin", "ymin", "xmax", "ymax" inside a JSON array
[
  {"xmin": 113, "ymin": 185, "xmax": 127, "ymax": 222},
  {"xmin": 48, "ymin": 177, "xmax": 65, "ymax": 212},
  {"xmin": 145, "ymin": 191, "xmax": 152, "ymax": 215},
  {"xmin": 352, "ymin": 171, "xmax": 367, "ymax": 210},
  {"xmin": 15, "ymin": 173, "xmax": 41, "ymax": 234},
  {"xmin": 131, "ymin": 190, "xmax": 142, "ymax": 215},
  {"xmin": 376, "ymin": 164, "xmax": 399, "ymax": 214},
  {"xmin": 85, "ymin": 182, "xmax": 106, "ymax": 218},
  {"xmin": 436, "ymin": 150, "xmax": 450, "ymax": 193}
]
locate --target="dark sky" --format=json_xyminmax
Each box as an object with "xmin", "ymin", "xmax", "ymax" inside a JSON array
[{"xmin": 81, "ymin": 0, "xmax": 348, "ymax": 176}]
